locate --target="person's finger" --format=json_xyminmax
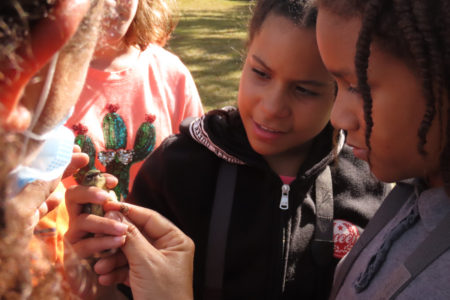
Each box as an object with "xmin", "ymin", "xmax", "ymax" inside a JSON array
[
  {"xmin": 62, "ymin": 152, "xmax": 89, "ymax": 179},
  {"xmin": 71, "ymin": 235, "xmax": 126, "ymax": 259},
  {"xmin": 42, "ymin": 185, "xmax": 65, "ymax": 215},
  {"xmin": 104, "ymin": 202, "xmax": 181, "ymax": 244},
  {"xmin": 65, "ymin": 214, "xmax": 128, "ymax": 243},
  {"xmin": 73, "ymin": 145, "xmax": 81, "ymax": 153},
  {"xmin": 65, "ymin": 185, "xmax": 112, "ymax": 219},
  {"xmin": 97, "ymin": 266, "xmax": 130, "ymax": 286},
  {"xmin": 103, "ymin": 173, "xmax": 119, "ymax": 190},
  {"xmin": 94, "ymin": 251, "xmax": 128, "ymax": 275}
]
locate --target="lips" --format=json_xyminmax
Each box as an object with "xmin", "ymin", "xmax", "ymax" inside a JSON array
[
  {"xmin": 346, "ymin": 142, "xmax": 369, "ymax": 162},
  {"xmin": 257, "ymin": 122, "xmax": 284, "ymax": 133},
  {"xmin": 252, "ymin": 120, "xmax": 286, "ymax": 141}
]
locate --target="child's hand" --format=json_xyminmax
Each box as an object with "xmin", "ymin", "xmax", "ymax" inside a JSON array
[{"xmin": 64, "ymin": 173, "xmax": 128, "ymax": 259}]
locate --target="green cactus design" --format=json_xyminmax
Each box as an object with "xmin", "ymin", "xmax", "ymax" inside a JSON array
[
  {"xmin": 72, "ymin": 124, "xmax": 98, "ymax": 184},
  {"xmin": 98, "ymin": 104, "xmax": 156, "ymax": 200}
]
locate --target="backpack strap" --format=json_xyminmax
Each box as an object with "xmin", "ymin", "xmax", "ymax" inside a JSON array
[
  {"xmin": 203, "ymin": 161, "xmax": 237, "ymax": 300},
  {"xmin": 382, "ymin": 211, "xmax": 450, "ymax": 299},
  {"xmin": 329, "ymin": 182, "xmax": 415, "ymax": 299},
  {"xmin": 311, "ymin": 166, "xmax": 334, "ymax": 266}
]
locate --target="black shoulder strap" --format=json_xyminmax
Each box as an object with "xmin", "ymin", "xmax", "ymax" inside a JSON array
[
  {"xmin": 329, "ymin": 182, "xmax": 415, "ymax": 299},
  {"xmin": 203, "ymin": 161, "xmax": 237, "ymax": 300},
  {"xmin": 388, "ymin": 211, "xmax": 450, "ymax": 299},
  {"xmin": 312, "ymin": 166, "xmax": 334, "ymax": 266}
]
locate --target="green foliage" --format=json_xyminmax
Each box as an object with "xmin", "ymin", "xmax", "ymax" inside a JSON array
[{"xmin": 167, "ymin": 0, "xmax": 253, "ymax": 111}]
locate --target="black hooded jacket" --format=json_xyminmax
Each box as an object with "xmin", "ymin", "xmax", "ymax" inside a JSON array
[{"xmin": 129, "ymin": 108, "xmax": 389, "ymax": 300}]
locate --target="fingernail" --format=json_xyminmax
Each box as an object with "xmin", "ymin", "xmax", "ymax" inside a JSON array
[
  {"xmin": 112, "ymin": 235, "xmax": 126, "ymax": 245},
  {"xmin": 105, "ymin": 211, "xmax": 123, "ymax": 222},
  {"xmin": 113, "ymin": 222, "xmax": 128, "ymax": 234},
  {"xmin": 96, "ymin": 191, "xmax": 110, "ymax": 201}
]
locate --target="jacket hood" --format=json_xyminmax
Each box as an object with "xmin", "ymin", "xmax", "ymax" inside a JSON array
[{"xmin": 180, "ymin": 107, "xmax": 345, "ymax": 179}]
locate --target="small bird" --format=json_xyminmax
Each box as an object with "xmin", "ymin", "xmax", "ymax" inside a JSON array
[{"xmin": 81, "ymin": 169, "xmax": 117, "ymax": 217}]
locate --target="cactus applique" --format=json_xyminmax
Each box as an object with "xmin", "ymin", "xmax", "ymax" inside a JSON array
[
  {"xmin": 72, "ymin": 123, "xmax": 98, "ymax": 184},
  {"xmin": 71, "ymin": 105, "xmax": 156, "ymax": 201},
  {"xmin": 98, "ymin": 104, "xmax": 156, "ymax": 200}
]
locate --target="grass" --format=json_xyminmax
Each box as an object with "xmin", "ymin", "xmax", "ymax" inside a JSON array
[{"xmin": 166, "ymin": 0, "xmax": 253, "ymax": 111}]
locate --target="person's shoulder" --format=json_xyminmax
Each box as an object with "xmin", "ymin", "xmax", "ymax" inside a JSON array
[
  {"xmin": 143, "ymin": 44, "xmax": 189, "ymax": 72},
  {"xmin": 149, "ymin": 129, "xmax": 213, "ymax": 163}
]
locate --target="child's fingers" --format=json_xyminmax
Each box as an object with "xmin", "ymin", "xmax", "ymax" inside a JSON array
[
  {"xmin": 103, "ymin": 173, "xmax": 119, "ymax": 189},
  {"xmin": 98, "ymin": 267, "xmax": 130, "ymax": 286},
  {"xmin": 62, "ymin": 152, "xmax": 89, "ymax": 179},
  {"xmin": 65, "ymin": 214, "xmax": 128, "ymax": 243},
  {"xmin": 70, "ymin": 235, "xmax": 126, "ymax": 259},
  {"xmin": 65, "ymin": 185, "xmax": 112, "ymax": 218},
  {"xmin": 73, "ymin": 145, "xmax": 82, "ymax": 153},
  {"xmin": 94, "ymin": 252, "xmax": 128, "ymax": 275}
]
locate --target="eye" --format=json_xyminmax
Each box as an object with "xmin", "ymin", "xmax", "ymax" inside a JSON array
[
  {"xmin": 252, "ymin": 68, "xmax": 270, "ymax": 79},
  {"xmin": 347, "ymin": 85, "xmax": 360, "ymax": 94},
  {"xmin": 295, "ymin": 85, "xmax": 319, "ymax": 97}
]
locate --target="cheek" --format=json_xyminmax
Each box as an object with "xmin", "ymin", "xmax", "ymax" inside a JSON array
[
  {"xmin": 307, "ymin": 100, "xmax": 333, "ymax": 126},
  {"xmin": 293, "ymin": 102, "xmax": 333, "ymax": 138},
  {"xmin": 237, "ymin": 76, "xmax": 254, "ymax": 115}
]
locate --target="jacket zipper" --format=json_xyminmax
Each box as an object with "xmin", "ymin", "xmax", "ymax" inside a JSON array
[
  {"xmin": 279, "ymin": 184, "xmax": 290, "ymax": 210},
  {"xmin": 279, "ymin": 183, "xmax": 290, "ymax": 297}
]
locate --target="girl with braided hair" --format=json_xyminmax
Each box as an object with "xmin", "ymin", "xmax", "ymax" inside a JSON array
[{"xmin": 316, "ymin": 0, "xmax": 450, "ymax": 298}]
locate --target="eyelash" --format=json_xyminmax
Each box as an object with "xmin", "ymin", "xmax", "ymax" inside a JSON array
[
  {"xmin": 252, "ymin": 68, "xmax": 270, "ymax": 79},
  {"xmin": 295, "ymin": 86, "xmax": 318, "ymax": 97},
  {"xmin": 348, "ymin": 85, "xmax": 360, "ymax": 94},
  {"xmin": 252, "ymin": 68, "xmax": 318, "ymax": 97}
]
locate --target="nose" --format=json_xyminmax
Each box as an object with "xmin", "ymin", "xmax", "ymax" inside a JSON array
[
  {"xmin": 330, "ymin": 89, "xmax": 359, "ymax": 132},
  {"xmin": 260, "ymin": 85, "xmax": 290, "ymax": 119}
]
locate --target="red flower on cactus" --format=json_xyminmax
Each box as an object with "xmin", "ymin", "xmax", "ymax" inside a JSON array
[
  {"xmin": 106, "ymin": 103, "xmax": 120, "ymax": 113},
  {"xmin": 145, "ymin": 113, "xmax": 156, "ymax": 123},
  {"xmin": 72, "ymin": 123, "xmax": 88, "ymax": 135}
]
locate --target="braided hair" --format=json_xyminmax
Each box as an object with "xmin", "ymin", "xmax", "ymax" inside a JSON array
[{"xmin": 318, "ymin": 0, "xmax": 450, "ymax": 192}]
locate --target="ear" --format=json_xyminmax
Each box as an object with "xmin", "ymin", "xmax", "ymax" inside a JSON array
[{"xmin": 0, "ymin": 0, "xmax": 91, "ymax": 131}]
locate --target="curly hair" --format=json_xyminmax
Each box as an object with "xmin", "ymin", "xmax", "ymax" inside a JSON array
[
  {"xmin": 0, "ymin": 0, "xmax": 55, "ymax": 84},
  {"xmin": 318, "ymin": 0, "xmax": 450, "ymax": 192},
  {"xmin": 0, "ymin": 0, "xmax": 101, "ymax": 298},
  {"xmin": 126, "ymin": 0, "xmax": 179, "ymax": 49}
]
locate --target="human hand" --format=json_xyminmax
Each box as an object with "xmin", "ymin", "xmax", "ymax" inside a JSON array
[
  {"xmin": 65, "ymin": 173, "xmax": 128, "ymax": 259},
  {"xmin": 64, "ymin": 172, "xmax": 128, "ymax": 299},
  {"xmin": 94, "ymin": 202, "xmax": 194, "ymax": 300}
]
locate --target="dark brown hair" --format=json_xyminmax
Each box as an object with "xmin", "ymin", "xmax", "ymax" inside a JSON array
[
  {"xmin": 247, "ymin": 0, "xmax": 317, "ymax": 48},
  {"xmin": 318, "ymin": 0, "xmax": 450, "ymax": 191}
]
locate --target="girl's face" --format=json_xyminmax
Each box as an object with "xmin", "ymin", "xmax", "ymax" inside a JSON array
[
  {"xmin": 238, "ymin": 13, "xmax": 335, "ymax": 175},
  {"xmin": 102, "ymin": 0, "xmax": 139, "ymax": 44},
  {"xmin": 316, "ymin": 8, "xmax": 443, "ymax": 185}
]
